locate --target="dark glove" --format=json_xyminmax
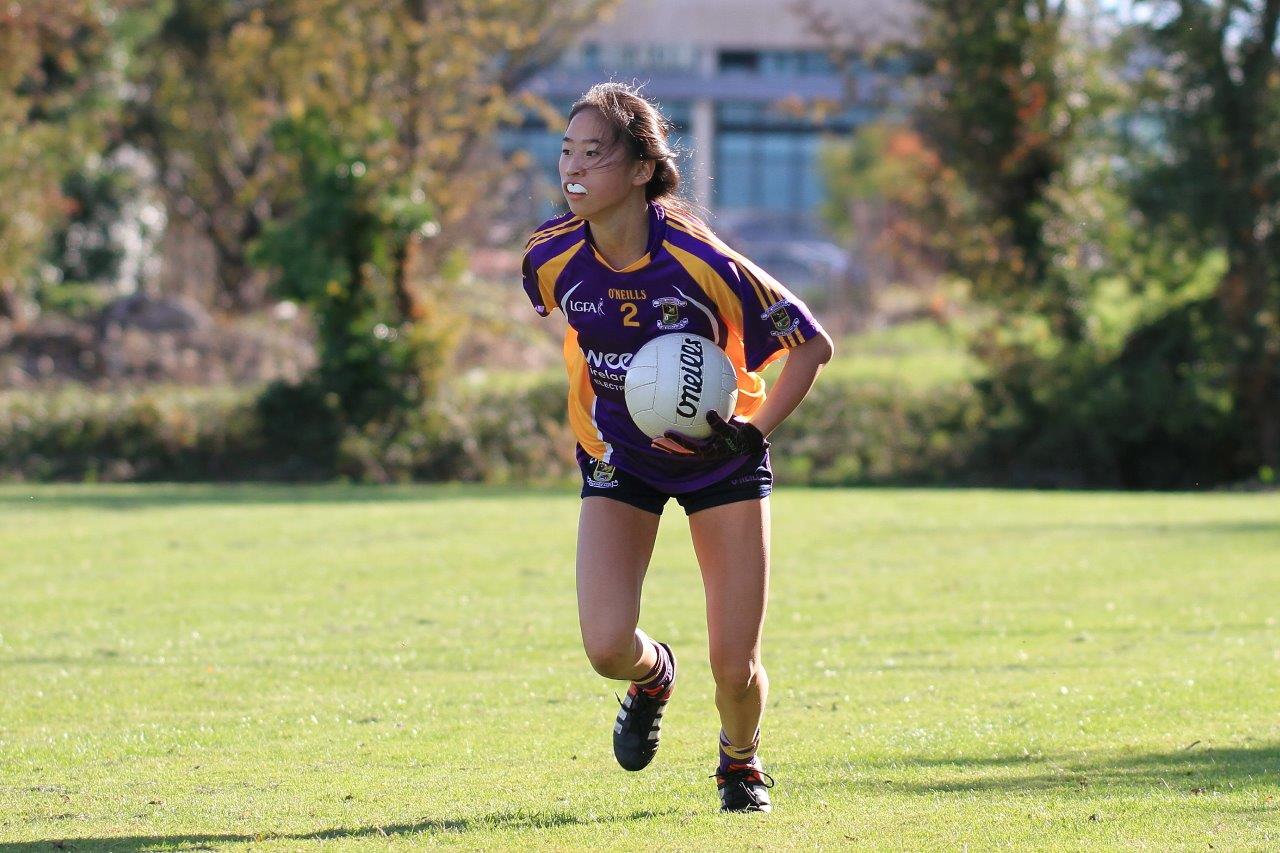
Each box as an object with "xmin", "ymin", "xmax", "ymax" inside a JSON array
[{"xmin": 662, "ymin": 411, "xmax": 768, "ymax": 460}]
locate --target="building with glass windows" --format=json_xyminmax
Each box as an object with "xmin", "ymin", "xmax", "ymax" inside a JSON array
[{"xmin": 506, "ymin": 0, "xmax": 916, "ymax": 241}]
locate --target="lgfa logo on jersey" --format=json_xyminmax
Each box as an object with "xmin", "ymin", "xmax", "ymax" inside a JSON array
[
  {"xmin": 652, "ymin": 296, "xmax": 689, "ymax": 331},
  {"xmin": 568, "ymin": 297, "xmax": 605, "ymax": 316},
  {"xmin": 762, "ymin": 299, "xmax": 800, "ymax": 337}
]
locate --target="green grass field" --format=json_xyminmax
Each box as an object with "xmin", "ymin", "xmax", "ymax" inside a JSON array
[
  {"xmin": 2, "ymin": 484, "xmax": 1278, "ymax": 850},
  {"xmin": 816, "ymin": 320, "xmax": 980, "ymax": 387}
]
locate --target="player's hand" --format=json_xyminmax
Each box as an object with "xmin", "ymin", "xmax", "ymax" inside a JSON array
[
  {"xmin": 657, "ymin": 411, "xmax": 768, "ymax": 460},
  {"xmin": 650, "ymin": 435, "xmax": 696, "ymax": 455}
]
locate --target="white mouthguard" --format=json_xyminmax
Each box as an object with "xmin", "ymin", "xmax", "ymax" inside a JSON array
[{"xmin": 566, "ymin": 183, "xmax": 588, "ymax": 195}]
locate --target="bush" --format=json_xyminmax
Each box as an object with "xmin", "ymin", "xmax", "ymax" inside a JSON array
[
  {"xmin": 0, "ymin": 386, "xmax": 264, "ymax": 482},
  {"xmin": 772, "ymin": 376, "xmax": 984, "ymax": 485},
  {"xmin": 975, "ymin": 298, "xmax": 1248, "ymax": 489},
  {"xmin": 0, "ymin": 376, "xmax": 984, "ymax": 486},
  {"xmin": 253, "ymin": 380, "xmax": 345, "ymax": 480},
  {"xmin": 328, "ymin": 377, "xmax": 577, "ymax": 484}
]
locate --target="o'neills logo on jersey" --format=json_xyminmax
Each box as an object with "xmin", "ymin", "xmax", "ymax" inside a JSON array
[
  {"xmin": 675, "ymin": 337, "xmax": 705, "ymax": 419},
  {"xmin": 584, "ymin": 350, "xmax": 632, "ymax": 370},
  {"xmin": 608, "ymin": 288, "xmax": 647, "ymax": 300}
]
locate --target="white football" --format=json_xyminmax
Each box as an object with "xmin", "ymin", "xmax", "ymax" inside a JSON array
[{"xmin": 624, "ymin": 333, "xmax": 738, "ymax": 440}]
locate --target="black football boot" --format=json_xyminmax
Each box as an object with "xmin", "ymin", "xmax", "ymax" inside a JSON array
[
  {"xmin": 612, "ymin": 642, "xmax": 676, "ymax": 771},
  {"xmin": 715, "ymin": 762, "xmax": 775, "ymax": 813}
]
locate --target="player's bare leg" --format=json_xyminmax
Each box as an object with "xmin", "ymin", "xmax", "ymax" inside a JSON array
[
  {"xmin": 576, "ymin": 496, "xmax": 660, "ymax": 680},
  {"xmin": 689, "ymin": 496, "xmax": 774, "ymax": 811},
  {"xmin": 577, "ymin": 496, "xmax": 678, "ymax": 770}
]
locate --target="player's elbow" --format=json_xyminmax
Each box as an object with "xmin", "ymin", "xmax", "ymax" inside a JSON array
[{"xmin": 804, "ymin": 330, "xmax": 834, "ymax": 366}]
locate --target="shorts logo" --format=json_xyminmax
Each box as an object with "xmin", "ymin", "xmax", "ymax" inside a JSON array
[
  {"xmin": 762, "ymin": 300, "xmax": 800, "ymax": 337},
  {"xmin": 652, "ymin": 296, "xmax": 689, "ymax": 331},
  {"xmin": 588, "ymin": 460, "xmax": 620, "ymax": 488}
]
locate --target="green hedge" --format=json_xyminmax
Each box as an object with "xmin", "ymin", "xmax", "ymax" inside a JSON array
[
  {"xmin": 0, "ymin": 386, "xmax": 263, "ymax": 482},
  {"xmin": 0, "ymin": 376, "xmax": 982, "ymax": 485},
  {"xmin": 771, "ymin": 376, "xmax": 984, "ymax": 485}
]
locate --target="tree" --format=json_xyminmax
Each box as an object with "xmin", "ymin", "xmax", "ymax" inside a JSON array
[
  {"xmin": 126, "ymin": 0, "xmax": 610, "ymax": 312},
  {"xmin": 122, "ymin": 1, "xmax": 281, "ymax": 311},
  {"xmin": 199, "ymin": 0, "xmax": 613, "ymax": 473},
  {"xmin": 912, "ymin": 0, "xmax": 1080, "ymax": 330},
  {"xmin": 820, "ymin": 122, "xmax": 949, "ymax": 306},
  {"xmin": 251, "ymin": 107, "xmax": 447, "ymax": 433},
  {"xmin": 0, "ymin": 2, "xmax": 124, "ymax": 325},
  {"xmin": 1133, "ymin": 0, "xmax": 1280, "ymax": 469}
]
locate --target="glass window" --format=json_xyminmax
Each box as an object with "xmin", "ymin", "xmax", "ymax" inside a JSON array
[
  {"xmin": 714, "ymin": 133, "xmax": 756, "ymax": 209},
  {"xmin": 718, "ymin": 50, "xmax": 760, "ymax": 73},
  {"xmin": 802, "ymin": 135, "xmax": 826, "ymax": 209},
  {"xmin": 713, "ymin": 129, "xmax": 833, "ymax": 214},
  {"xmin": 662, "ymin": 99, "xmax": 692, "ymax": 130},
  {"xmin": 718, "ymin": 99, "xmax": 856, "ymax": 133},
  {"xmin": 743, "ymin": 50, "xmax": 838, "ymax": 76},
  {"xmin": 718, "ymin": 102, "xmax": 765, "ymax": 127},
  {"xmin": 759, "ymin": 134, "xmax": 794, "ymax": 211}
]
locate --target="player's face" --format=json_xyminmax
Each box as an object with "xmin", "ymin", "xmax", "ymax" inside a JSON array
[{"xmin": 560, "ymin": 109, "xmax": 650, "ymax": 219}]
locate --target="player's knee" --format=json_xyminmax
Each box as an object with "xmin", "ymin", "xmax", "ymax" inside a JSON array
[
  {"xmin": 709, "ymin": 653, "xmax": 765, "ymax": 697},
  {"xmin": 582, "ymin": 635, "xmax": 636, "ymax": 678}
]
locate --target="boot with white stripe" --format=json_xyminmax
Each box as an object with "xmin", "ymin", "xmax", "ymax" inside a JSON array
[{"xmin": 612, "ymin": 642, "xmax": 676, "ymax": 771}]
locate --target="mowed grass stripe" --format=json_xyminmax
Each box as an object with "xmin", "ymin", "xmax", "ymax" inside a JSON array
[{"xmin": 1, "ymin": 484, "xmax": 1277, "ymax": 850}]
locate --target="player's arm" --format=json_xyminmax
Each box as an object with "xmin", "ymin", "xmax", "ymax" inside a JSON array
[{"xmin": 744, "ymin": 331, "xmax": 833, "ymax": 436}]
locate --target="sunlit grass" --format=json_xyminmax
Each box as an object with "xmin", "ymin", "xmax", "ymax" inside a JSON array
[
  {"xmin": 816, "ymin": 320, "xmax": 979, "ymax": 387},
  {"xmin": 2, "ymin": 484, "xmax": 1277, "ymax": 850}
]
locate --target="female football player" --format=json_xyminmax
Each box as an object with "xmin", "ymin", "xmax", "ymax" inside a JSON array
[{"xmin": 522, "ymin": 82, "xmax": 833, "ymax": 813}]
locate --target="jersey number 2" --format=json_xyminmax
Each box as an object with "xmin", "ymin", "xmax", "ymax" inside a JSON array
[{"xmin": 620, "ymin": 302, "xmax": 639, "ymax": 327}]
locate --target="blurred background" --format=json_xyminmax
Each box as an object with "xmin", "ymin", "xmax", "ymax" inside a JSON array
[{"xmin": 1, "ymin": 0, "xmax": 1276, "ymax": 489}]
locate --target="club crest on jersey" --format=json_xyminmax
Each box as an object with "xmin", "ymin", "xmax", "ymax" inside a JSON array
[
  {"xmin": 588, "ymin": 460, "xmax": 620, "ymax": 488},
  {"xmin": 652, "ymin": 296, "xmax": 689, "ymax": 331},
  {"xmin": 762, "ymin": 300, "xmax": 801, "ymax": 337}
]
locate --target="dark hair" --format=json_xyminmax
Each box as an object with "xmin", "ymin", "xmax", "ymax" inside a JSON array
[{"xmin": 568, "ymin": 82, "xmax": 705, "ymax": 222}]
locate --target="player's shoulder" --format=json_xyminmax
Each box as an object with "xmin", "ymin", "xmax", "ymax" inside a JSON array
[
  {"xmin": 528, "ymin": 210, "xmax": 578, "ymax": 239},
  {"xmin": 662, "ymin": 210, "xmax": 742, "ymax": 277},
  {"xmin": 665, "ymin": 209, "xmax": 793, "ymax": 312},
  {"xmin": 523, "ymin": 212, "xmax": 587, "ymax": 265}
]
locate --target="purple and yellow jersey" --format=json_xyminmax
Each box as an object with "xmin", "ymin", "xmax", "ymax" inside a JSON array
[{"xmin": 522, "ymin": 201, "xmax": 825, "ymax": 493}]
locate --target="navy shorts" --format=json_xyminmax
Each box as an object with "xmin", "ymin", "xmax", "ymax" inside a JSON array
[{"xmin": 577, "ymin": 446, "xmax": 773, "ymax": 516}]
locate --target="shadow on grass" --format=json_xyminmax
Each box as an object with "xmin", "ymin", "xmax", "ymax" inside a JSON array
[
  {"xmin": 879, "ymin": 520, "xmax": 1280, "ymax": 538},
  {"xmin": 867, "ymin": 743, "xmax": 1280, "ymax": 795},
  {"xmin": 0, "ymin": 483, "xmax": 573, "ymax": 511},
  {"xmin": 0, "ymin": 808, "xmax": 683, "ymax": 852}
]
